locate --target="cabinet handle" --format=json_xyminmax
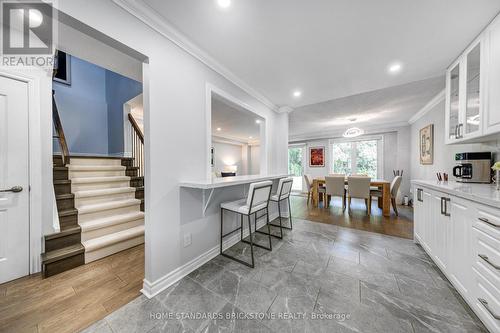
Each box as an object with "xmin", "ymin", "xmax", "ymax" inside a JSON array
[
  {"xmin": 454, "ymin": 125, "xmax": 458, "ymax": 139},
  {"xmin": 440, "ymin": 197, "xmax": 450, "ymax": 216},
  {"xmin": 478, "ymin": 298, "xmax": 500, "ymax": 320},
  {"xmin": 478, "ymin": 217, "xmax": 500, "ymax": 228},
  {"xmin": 478, "ymin": 254, "xmax": 500, "ymax": 270},
  {"xmin": 417, "ymin": 189, "xmax": 423, "ymax": 202},
  {"xmin": 458, "ymin": 123, "xmax": 464, "ymax": 139}
]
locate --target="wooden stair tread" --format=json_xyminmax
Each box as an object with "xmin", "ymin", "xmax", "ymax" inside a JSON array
[
  {"xmin": 54, "ymin": 180, "xmax": 71, "ymax": 185},
  {"xmin": 44, "ymin": 225, "xmax": 81, "ymax": 240},
  {"xmin": 41, "ymin": 244, "xmax": 85, "ymax": 264},
  {"xmin": 56, "ymin": 193, "xmax": 74, "ymax": 200},
  {"xmin": 59, "ymin": 208, "xmax": 78, "ymax": 217},
  {"xmin": 53, "ymin": 166, "xmax": 68, "ymax": 171}
]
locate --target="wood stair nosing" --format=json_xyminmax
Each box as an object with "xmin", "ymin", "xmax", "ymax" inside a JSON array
[
  {"xmin": 42, "ymin": 244, "xmax": 85, "ymax": 277},
  {"xmin": 44, "ymin": 225, "xmax": 81, "ymax": 241}
]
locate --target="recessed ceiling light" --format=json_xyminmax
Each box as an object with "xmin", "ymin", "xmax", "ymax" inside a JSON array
[
  {"xmin": 216, "ymin": 127, "xmax": 222, "ymax": 131},
  {"xmin": 249, "ymin": 136, "xmax": 253, "ymax": 139},
  {"xmin": 343, "ymin": 127, "xmax": 364, "ymax": 138},
  {"xmin": 293, "ymin": 90, "xmax": 302, "ymax": 98},
  {"xmin": 217, "ymin": 0, "xmax": 231, "ymax": 9},
  {"xmin": 388, "ymin": 62, "xmax": 403, "ymax": 74},
  {"xmin": 255, "ymin": 119, "xmax": 262, "ymax": 124}
]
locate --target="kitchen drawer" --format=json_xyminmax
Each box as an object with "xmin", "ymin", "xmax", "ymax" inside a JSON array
[
  {"xmin": 474, "ymin": 206, "xmax": 500, "ymax": 240},
  {"xmin": 472, "ymin": 267, "xmax": 500, "ymax": 332},
  {"xmin": 473, "ymin": 228, "xmax": 500, "ymax": 284}
]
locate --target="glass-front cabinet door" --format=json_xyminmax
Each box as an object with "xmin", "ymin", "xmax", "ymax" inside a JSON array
[
  {"xmin": 464, "ymin": 42, "xmax": 481, "ymax": 137},
  {"xmin": 447, "ymin": 63, "xmax": 461, "ymax": 141}
]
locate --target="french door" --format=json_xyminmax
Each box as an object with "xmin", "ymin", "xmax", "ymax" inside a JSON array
[{"xmin": 288, "ymin": 145, "xmax": 305, "ymax": 192}]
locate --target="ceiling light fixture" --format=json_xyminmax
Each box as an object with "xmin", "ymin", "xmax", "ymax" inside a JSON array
[
  {"xmin": 216, "ymin": 127, "xmax": 222, "ymax": 131},
  {"xmin": 255, "ymin": 119, "xmax": 262, "ymax": 124},
  {"xmin": 249, "ymin": 136, "xmax": 253, "ymax": 139},
  {"xmin": 388, "ymin": 62, "xmax": 403, "ymax": 74},
  {"xmin": 343, "ymin": 127, "xmax": 365, "ymax": 138},
  {"xmin": 293, "ymin": 90, "xmax": 302, "ymax": 98},
  {"xmin": 217, "ymin": 0, "xmax": 231, "ymax": 9}
]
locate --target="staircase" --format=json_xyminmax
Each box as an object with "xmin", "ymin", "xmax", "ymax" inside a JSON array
[
  {"xmin": 41, "ymin": 155, "xmax": 145, "ymax": 277},
  {"xmin": 68, "ymin": 157, "xmax": 144, "ymax": 264}
]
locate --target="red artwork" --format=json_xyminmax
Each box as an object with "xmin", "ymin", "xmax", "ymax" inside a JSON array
[{"xmin": 309, "ymin": 147, "xmax": 325, "ymax": 167}]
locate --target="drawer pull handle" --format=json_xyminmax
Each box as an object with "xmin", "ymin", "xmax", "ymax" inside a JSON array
[
  {"xmin": 479, "ymin": 217, "xmax": 500, "ymax": 228},
  {"xmin": 478, "ymin": 298, "xmax": 500, "ymax": 320},
  {"xmin": 478, "ymin": 254, "xmax": 500, "ymax": 270}
]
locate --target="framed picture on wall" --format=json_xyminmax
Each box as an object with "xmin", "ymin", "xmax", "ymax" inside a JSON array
[
  {"xmin": 53, "ymin": 50, "xmax": 72, "ymax": 85},
  {"xmin": 309, "ymin": 146, "xmax": 325, "ymax": 167},
  {"xmin": 420, "ymin": 124, "xmax": 434, "ymax": 165}
]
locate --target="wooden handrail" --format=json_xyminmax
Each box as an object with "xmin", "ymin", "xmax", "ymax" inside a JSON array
[
  {"xmin": 128, "ymin": 113, "xmax": 144, "ymax": 143},
  {"xmin": 52, "ymin": 90, "xmax": 69, "ymax": 165}
]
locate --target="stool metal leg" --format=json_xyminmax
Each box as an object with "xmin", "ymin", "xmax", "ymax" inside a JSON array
[
  {"xmin": 288, "ymin": 197, "xmax": 293, "ymax": 230},
  {"xmin": 220, "ymin": 210, "xmax": 255, "ymax": 268},
  {"xmin": 245, "ymin": 211, "xmax": 273, "ymax": 250},
  {"xmin": 269, "ymin": 199, "xmax": 292, "ymax": 231}
]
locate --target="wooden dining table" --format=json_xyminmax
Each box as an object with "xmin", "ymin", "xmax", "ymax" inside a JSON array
[{"xmin": 311, "ymin": 177, "xmax": 392, "ymax": 217}]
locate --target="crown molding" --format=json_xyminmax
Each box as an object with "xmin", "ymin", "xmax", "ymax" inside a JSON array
[
  {"xmin": 289, "ymin": 121, "xmax": 410, "ymax": 142},
  {"xmin": 277, "ymin": 106, "xmax": 294, "ymax": 114},
  {"xmin": 408, "ymin": 89, "xmax": 445, "ymax": 125},
  {"xmin": 112, "ymin": 0, "xmax": 279, "ymax": 113}
]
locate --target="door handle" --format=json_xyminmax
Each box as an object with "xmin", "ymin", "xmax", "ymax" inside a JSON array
[
  {"xmin": 478, "ymin": 298, "xmax": 500, "ymax": 320},
  {"xmin": 458, "ymin": 123, "xmax": 464, "ymax": 138},
  {"xmin": 441, "ymin": 197, "xmax": 450, "ymax": 217},
  {"xmin": 478, "ymin": 254, "xmax": 500, "ymax": 270},
  {"xmin": 0, "ymin": 186, "xmax": 23, "ymax": 193},
  {"xmin": 417, "ymin": 189, "xmax": 423, "ymax": 202}
]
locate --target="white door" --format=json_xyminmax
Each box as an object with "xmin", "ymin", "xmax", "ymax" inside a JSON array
[{"xmin": 0, "ymin": 75, "xmax": 30, "ymax": 284}]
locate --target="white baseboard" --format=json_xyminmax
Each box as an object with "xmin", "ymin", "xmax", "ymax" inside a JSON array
[{"xmin": 141, "ymin": 211, "xmax": 284, "ymax": 299}]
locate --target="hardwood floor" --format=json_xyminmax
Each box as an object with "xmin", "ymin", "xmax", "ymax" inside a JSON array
[
  {"xmin": 290, "ymin": 194, "xmax": 414, "ymax": 239},
  {"xmin": 0, "ymin": 245, "xmax": 144, "ymax": 333}
]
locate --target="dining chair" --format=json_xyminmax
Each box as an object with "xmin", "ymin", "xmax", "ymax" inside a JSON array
[
  {"xmin": 371, "ymin": 176, "xmax": 402, "ymax": 216},
  {"xmin": 304, "ymin": 174, "xmax": 325, "ymax": 204},
  {"xmin": 324, "ymin": 175, "xmax": 346, "ymax": 210},
  {"xmin": 347, "ymin": 176, "xmax": 372, "ymax": 216},
  {"xmin": 220, "ymin": 181, "xmax": 273, "ymax": 268}
]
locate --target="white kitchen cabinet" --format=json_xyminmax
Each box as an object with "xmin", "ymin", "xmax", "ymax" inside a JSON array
[
  {"xmin": 445, "ymin": 38, "xmax": 485, "ymax": 144},
  {"xmin": 484, "ymin": 16, "xmax": 500, "ymax": 135},
  {"xmin": 449, "ymin": 198, "xmax": 472, "ymax": 297},
  {"xmin": 412, "ymin": 181, "xmax": 500, "ymax": 333}
]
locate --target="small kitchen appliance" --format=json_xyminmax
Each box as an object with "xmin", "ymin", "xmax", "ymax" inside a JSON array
[{"xmin": 453, "ymin": 152, "xmax": 492, "ymax": 184}]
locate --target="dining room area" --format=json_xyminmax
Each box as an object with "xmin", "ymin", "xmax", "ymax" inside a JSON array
[{"xmin": 287, "ymin": 132, "xmax": 414, "ymax": 240}]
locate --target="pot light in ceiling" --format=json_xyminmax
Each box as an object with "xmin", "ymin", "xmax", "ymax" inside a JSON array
[
  {"xmin": 293, "ymin": 90, "xmax": 302, "ymax": 98},
  {"xmin": 255, "ymin": 119, "xmax": 262, "ymax": 124},
  {"xmin": 343, "ymin": 127, "xmax": 365, "ymax": 138},
  {"xmin": 216, "ymin": 127, "xmax": 222, "ymax": 132},
  {"xmin": 249, "ymin": 136, "xmax": 253, "ymax": 139},
  {"xmin": 388, "ymin": 62, "xmax": 403, "ymax": 74},
  {"xmin": 217, "ymin": 0, "xmax": 231, "ymax": 9}
]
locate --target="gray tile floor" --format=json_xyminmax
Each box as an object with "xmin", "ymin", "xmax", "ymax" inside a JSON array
[{"xmin": 83, "ymin": 218, "xmax": 487, "ymax": 333}]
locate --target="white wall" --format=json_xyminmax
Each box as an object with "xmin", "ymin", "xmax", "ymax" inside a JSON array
[
  {"xmin": 212, "ymin": 141, "xmax": 243, "ymax": 175},
  {"xmin": 249, "ymin": 145, "xmax": 260, "ymax": 175},
  {"xmin": 55, "ymin": 0, "xmax": 289, "ymax": 293},
  {"xmin": 410, "ymin": 99, "xmax": 500, "ymax": 193}
]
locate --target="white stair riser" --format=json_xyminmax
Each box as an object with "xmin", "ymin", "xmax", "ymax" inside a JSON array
[
  {"xmin": 75, "ymin": 191, "xmax": 136, "ymax": 208},
  {"xmin": 71, "ymin": 180, "xmax": 131, "ymax": 192},
  {"xmin": 70, "ymin": 158, "xmax": 122, "ymax": 166},
  {"xmin": 85, "ymin": 236, "xmax": 144, "ymax": 263},
  {"xmin": 79, "ymin": 204, "xmax": 141, "ymax": 223},
  {"xmin": 69, "ymin": 170, "xmax": 125, "ymax": 178},
  {"xmin": 81, "ymin": 218, "xmax": 144, "ymax": 242}
]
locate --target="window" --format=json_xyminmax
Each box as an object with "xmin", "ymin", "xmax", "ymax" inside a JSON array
[
  {"xmin": 288, "ymin": 146, "xmax": 304, "ymax": 191},
  {"xmin": 331, "ymin": 139, "xmax": 380, "ymax": 178}
]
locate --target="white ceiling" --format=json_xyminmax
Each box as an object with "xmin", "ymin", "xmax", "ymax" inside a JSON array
[
  {"xmin": 143, "ymin": 0, "xmax": 500, "ymax": 108},
  {"xmin": 289, "ymin": 76, "xmax": 445, "ymax": 140},
  {"xmin": 212, "ymin": 96, "xmax": 264, "ymax": 143}
]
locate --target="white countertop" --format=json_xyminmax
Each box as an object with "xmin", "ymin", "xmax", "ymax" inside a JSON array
[
  {"xmin": 180, "ymin": 174, "xmax": 290, "ymax": 189},
  {"xmin": 411, "ymin": 180, "xmax": 500, "ymax": 208}
]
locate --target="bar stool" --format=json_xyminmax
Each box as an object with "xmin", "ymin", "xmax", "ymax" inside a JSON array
[
  {"xmin": 220, "ymin": 180, "xmax": 273, "ymax": 268},
  {"xmin": 266, "ymin": 177, "xmax": 293, "ymax": 239}
]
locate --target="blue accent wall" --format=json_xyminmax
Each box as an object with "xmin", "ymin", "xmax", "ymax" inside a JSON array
[
  {"xmin": 54, "ymin": 57, "xmax": 109, "ymax": 154},
  {"xmin": 53, "ymin": 55, "xmax": 142, "ymax": 155},
  {"xmin": 106, "ymin": 71, "xmax": 143, "ymax": 154}
]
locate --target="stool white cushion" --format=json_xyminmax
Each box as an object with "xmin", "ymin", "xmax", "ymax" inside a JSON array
[
  {"xmin": 270, "ymin": 177, "xmax": 293, "ymax": 202},
  {"xmin": 221, "ymin": 199, "xmax": 267, "ymax": 215}
]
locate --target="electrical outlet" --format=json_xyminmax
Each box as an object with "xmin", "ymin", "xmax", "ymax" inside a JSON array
[{"xmin": 183, "ymin": 233, "xmax": 192, "ymax": 247}]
